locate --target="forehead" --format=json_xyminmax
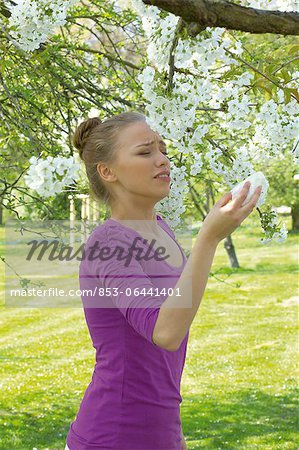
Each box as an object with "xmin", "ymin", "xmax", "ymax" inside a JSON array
[{"xmin": 118, "ymin": 121, "xmax": 162, "ymax": 148}]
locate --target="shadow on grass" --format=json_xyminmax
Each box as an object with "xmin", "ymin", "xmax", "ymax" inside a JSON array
[
  {"xmin": 0, "ymin": 393, "xmax": 76, "ymax": 450},
  {"xmin": 214, "ymin": 263, "xmax": 298, "ymax": 275},
  {"xmin": 181, "ymin": 388, "xmax": 298, "ymax": 449},
  {"xmin": 0, "ymin": 388, "xmax": 298, "ymax": 449}
]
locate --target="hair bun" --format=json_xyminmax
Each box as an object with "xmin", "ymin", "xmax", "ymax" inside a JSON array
[{"xmin": 72, "ymin": 117, "xmax": 102, "ymax": 157}]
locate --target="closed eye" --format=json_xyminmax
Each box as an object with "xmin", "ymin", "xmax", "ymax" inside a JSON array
[{"xmin": 140, "ymin": 152, "xmax": 169, "ymax": 157}]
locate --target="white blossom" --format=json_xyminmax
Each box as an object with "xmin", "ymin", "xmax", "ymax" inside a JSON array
[
  {"xmin": 239, "ymin": 0, "xmax": 299, "ymax": 12},
  {"xmin": 24, "ymin": 155, "xmax": 81, "ymax": 197},
  {"xmin": 8, "ymin": 0, "xmax": 79, "ymax": 52},
  {"xmin": 11, "ymin": 0, "xmax": 297, "ymax": 241},
  {"xmin": 190, "ymin": 152, "xmax": 204, "ymax": 176}
]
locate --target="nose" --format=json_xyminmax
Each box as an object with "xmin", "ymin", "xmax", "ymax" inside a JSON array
[{"xmin": 155, "ymin": 151, "xmax": 169, "ymax": 168}]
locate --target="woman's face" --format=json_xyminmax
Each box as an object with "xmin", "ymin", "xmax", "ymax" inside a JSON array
[{"xmin": 100, "ymin": 121, "xmax": 171, "ymax": 203}]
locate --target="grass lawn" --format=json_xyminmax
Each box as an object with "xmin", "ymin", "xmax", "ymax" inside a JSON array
[{"xmin": 0, "ymin": 215, "xmax": 298, "ymax": 449}]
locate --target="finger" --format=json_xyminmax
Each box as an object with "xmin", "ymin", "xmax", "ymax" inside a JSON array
[
  {"xmin": 241, "ymin": 185, "xmax": 262, "ymax": 213},
  {"xmin": 231, "ymin": 181, "xmax": 251, "ymax": 209},
  {"xmin": 216, "ymin": 191, "xmax": 232, "ymax": 208}
]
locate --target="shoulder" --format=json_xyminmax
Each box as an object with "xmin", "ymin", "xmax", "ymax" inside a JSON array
[
  {"xmin": 157, "ymin": 214, "xmax": 176, "ymax": 239},
  {"xmin": 89, "ymin": 220, "xmax": 136, "ymax": 247},
  {"xmin": 81, "ymin": 222, "xmax": 138, "ymax": 271}
]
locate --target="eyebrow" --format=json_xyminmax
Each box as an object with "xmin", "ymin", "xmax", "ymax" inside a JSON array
[{"xmin": 134, "ymin": 140, "xmax": 167, "ymax": 148}]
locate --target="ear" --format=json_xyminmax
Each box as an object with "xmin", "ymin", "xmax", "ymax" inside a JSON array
[{"xmin": 96, "ymin": 163, "xmax": 117, "ymax": 182}]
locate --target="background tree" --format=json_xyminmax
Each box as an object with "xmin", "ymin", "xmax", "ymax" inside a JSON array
[{"xmin": 0, "ymin": 0, "xmax": 298, "ymax": 269}]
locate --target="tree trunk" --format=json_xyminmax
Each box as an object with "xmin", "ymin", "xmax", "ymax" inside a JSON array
[
  {"xmin": 142, "ymin": 0, "xmax": 299, "ymax": 36},
  {"xmin": 291, "ymin": 204, "xmax": 299, "ymax": 230},
  {"xmin": 223, "ymin": 234, "xmax": 239, "ymax": 268}
]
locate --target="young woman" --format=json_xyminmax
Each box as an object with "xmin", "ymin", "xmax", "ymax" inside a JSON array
[{"xmin": 65, "ymin": 111, "xmax": 262, "ymax": 450}]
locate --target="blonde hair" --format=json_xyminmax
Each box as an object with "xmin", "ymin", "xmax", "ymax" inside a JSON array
[{"xmin": 72, "ymin": 111, "xmax": 146, "ymax": 206}]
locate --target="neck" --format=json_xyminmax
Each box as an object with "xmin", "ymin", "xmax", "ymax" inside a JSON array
[{"xmin": 109, "ymin": 206, "xmax": 160, "ymax": 234}]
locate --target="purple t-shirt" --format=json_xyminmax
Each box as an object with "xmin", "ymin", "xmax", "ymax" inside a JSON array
[{"xmin": 66, "ymin": 214, "xmax": 189, "ymax": 450}]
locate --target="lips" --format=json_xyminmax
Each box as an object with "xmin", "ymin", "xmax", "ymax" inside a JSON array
[
  {"xmin": 154, "ymin": 174, "xmax": 171, "ymax": 182},
  {"xmin": 154, "ymin": 171, "xmax": 170, "ymax": 178}
]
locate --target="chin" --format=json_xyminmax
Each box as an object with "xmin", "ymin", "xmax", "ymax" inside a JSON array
[{"xmin": 156, "ymin": 192, "xmax": 170, "ymax": 201}]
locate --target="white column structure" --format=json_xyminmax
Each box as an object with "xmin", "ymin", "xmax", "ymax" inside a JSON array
[
  {"xmin": 68, "ymin": 194, "xmax": 76, "ymax": 248},
  {"xmin": 92, "ymin": 199, "xmax": 98, "ymax": 221},
  {"xmin": 68, "ymin": 194, "xmax": 100, "ymax": 245},
  {"xmin": 85, "ymin": 196, "xmax": 90, "ymax": 241}
]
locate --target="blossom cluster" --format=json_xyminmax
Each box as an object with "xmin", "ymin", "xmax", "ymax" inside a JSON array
[
  {"xmin": 239, "ymin": 0, "xmax": 299, "ymax": 12},
  {"xmin": 8, "ymin": 0, "xmax": 79, "ymax": 52},
  {"xmin": 117, "ymin": 0, "xmax": 297, "ymax": 243},
  {"xmin": 24, "ymin": 155, "xmax": 81, "ymax": 197},
  {"xmin": 156, "ymin": 164, "xmax": 190, "ymax": 231},
  {"xmin": 9, "ymin": 0, "xmax": 297, "ymax": 244}
]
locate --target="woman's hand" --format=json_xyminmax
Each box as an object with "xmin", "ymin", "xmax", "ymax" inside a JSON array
[{"xmin": 200, "ymin": 181, "xmax": 262, "ymax": 245}]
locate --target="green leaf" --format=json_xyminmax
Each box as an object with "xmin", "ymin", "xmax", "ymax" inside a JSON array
[
  {"xmin": 289, "ymin": 88, "xmax": 299, "ymax": 102},
  {"xmin": 255, "ymin": 78, "xmax": 273, "ymax": 96},
  {"xmin": 281, "ymin": 69, "xmax": 292, "ymax": 83},
  {"xmin": 287, "ymin": 45, "xmax": 299, "ymax": 55},
  {"xmin": 283, "ymin": 88, "xmax": 292, "ymax": 104}
]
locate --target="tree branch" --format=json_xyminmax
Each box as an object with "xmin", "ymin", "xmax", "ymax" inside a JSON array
[
  {"xmin": 55, "ymin": 44, "xmax": 141, "ymax": 70},
  {"xmin": 168, "ymin": 18, "xmax": 185, "ymax": 90},
  {"xmin": 142, "ymin": 0, "xmax": 299, "ymax": 36},
  {"xmin": 0, "ymin": 0, "xmax": 16, "ymax": 19}
]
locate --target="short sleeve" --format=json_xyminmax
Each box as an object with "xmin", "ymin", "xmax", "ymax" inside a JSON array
[{"xmin": 85, "ymin": 225, "xmax": 165, "ymax": 345}]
